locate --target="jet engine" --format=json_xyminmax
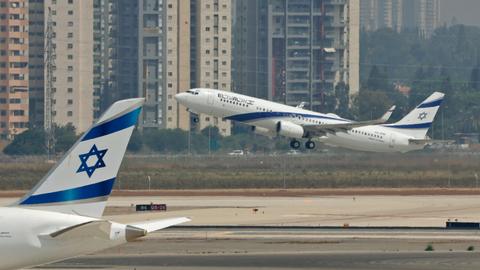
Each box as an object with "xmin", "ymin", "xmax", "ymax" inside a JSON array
[
  {"xmin": 251, "ymin": 126, "xmax": 276, "ymax": 137},
  {"xmin": 276, "ymin": 121, "xmax": 304, "ymax": 139}
]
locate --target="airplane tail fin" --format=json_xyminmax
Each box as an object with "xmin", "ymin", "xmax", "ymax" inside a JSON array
[
  {"xmin": 385, "ymin": 92, "xmax": 444, "ymax": 138},
  {"xmin": 13, "ymin": 98, "xmax": 144, "ymax": 218}
]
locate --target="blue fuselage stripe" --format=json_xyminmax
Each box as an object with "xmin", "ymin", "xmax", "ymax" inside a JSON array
[
  {"xmin": 225, "ymin": 112, "xmax": 350, "ymax": 123},
  {"xmin": 417, "ymin": 99, "xmax": 443, "ymax": 108},
  {"xmin": 385, "ymin": 122, "xmax": 432, "ymax": 129},
  {"xmin": 82, "ymin": 108, "xmax": 141, "ymax": 141},
  {"xmin": 19, "ymin": 178, "xmax": 115, "ymax": 205}
]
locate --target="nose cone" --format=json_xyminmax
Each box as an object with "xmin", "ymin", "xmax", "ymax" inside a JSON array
[{"xmin": 175, "ymin": 93, "xmax": 188, "ymax": 104}]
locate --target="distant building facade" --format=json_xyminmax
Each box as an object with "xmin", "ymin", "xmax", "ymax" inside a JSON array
[
  {"xmin": 192, "ymin": 0, "xmax": 232, "ymax": 136},
  {"xmin": 93, "ymin": 0, "xmax": 193, "ymax": 131},
  {"xmin": 233, "ymin": 0, "xmax": 359, "ymax": 111},
  {"xmin": 360, "ymin": 0, "xmax": 440, "ymax": 37},
  {"xmin": 0, "ymin": 0, "xmax": 30, "ymax": 139}
]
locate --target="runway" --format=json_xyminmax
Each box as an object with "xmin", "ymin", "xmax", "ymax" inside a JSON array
[
  {"xmin": 39, "ymin": 227, "xmax": 480, "ymax": 270},
  {"xmin": 43, "ymin": 252, "xmax": 480, "ymax": 270},
  {"xmin": 10, "ymin": 194, "xmax": 480, "ymax": 269}
]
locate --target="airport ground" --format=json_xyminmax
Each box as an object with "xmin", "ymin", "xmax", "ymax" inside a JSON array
[{"xmin": 6, "ymin": 194, "xmax": 480, "ymax": 270}]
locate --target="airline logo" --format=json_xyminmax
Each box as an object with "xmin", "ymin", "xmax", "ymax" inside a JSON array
[
  {"xmin": 217, "ymin": 93, "xmax": 255, "ymax": 106},
  {"xmin": 76, "ymin": 144, "xmax": 108, "ymax": 178},
  {"xmin": 417, "ymin": 112, "xmax": 428, "ymax": 120}
]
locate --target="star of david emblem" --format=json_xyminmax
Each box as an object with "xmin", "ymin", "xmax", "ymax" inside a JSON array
[
  {"xmin": 418, "ymin": 112, "xmax": 428, "ymax": 120},
  {"xmin": 76, "ymin": 144, "xmax": 108, "ymax": 178}
]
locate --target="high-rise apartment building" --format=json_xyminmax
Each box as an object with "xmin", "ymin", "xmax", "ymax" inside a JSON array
[
  {"xmin": 232, "ymin": 0, "xmax": 269, "ymax": 99},
  {"xmin": 94, "ymin": 0, "xmax": 191, "ymax": 131},
  {"xmin": 28, "ymin": 0, "xmax": 44, "ymax": 129},
  {"xmin": 193, "ymin": 0, "xmax": 232, "ymax": 135},
  {"xmin": 0, "ymin": 0, "xmax": 29, "ymax": 139},
  {"xmin": 403, "ymin": 0, "xmax": 439, "ymax": 37},
  {"xmin": 360, "ymin": 0, "xmax": 440, "ymax": 37},
  {"xmin": 233, "ymin": 0, "xmax": 359, "ymax": 111},
  {"xmin": 164, "ymin": 0, "xmax": 190, "ymax": 130},
  {"xmin": 38, "ymin": 0, "xmax": 94, "ymax": 134},
  {"xmin": 94, "ymin": 0, "xmax": 139, "ymax": 117}
]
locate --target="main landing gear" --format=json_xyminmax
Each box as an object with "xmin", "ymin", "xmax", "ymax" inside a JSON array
[
  {"xmin": 289, "ymin": 139, "xmax": 316, "ymax": 149},
  {"xmin": 289, "ymin": 139, "xmax": 301, "ymax": 149},
  {"xmin": 305, "ymin": 140, "xmax": 315, "ymax": 149}
]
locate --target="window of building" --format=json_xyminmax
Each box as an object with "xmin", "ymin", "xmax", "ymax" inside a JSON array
[
  {"xmin": 67, "ymin": 43, "xmax": 73, "ymax": 49},
  {"xmin": 67, "ymin": 99, "xmax": 73, "ymax": 105},
  {"xmin": 68, "ymin": 10, "xmax": 73, "ymax": 15},
  {"xmin": 67, "ymin": 88, "xmax": 73, "ymax": 93},
  {"xmin": 67, "ymin": 77, "xmax": 73, "ymax": 82},
  {"xmin": 67, "ymin": 111, "xmax": 73, "ymax": 117}
]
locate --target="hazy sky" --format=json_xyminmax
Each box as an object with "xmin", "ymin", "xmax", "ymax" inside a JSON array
[{"xmin": 440, "ymin": 0, "xmax": 480, "ymax": 27}]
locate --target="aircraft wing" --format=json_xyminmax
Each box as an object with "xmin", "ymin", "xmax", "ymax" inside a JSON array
[
  {"xmin": 40, "ymin": 217, "xmax": 190, "ymax": 241},
  {"xmin": 304, "ymin": 106, "xmax": 396, "ymax": 135},
  {"xmin": 130, "ymin": 217, "xmax": 191, "ymax": 233},
  {"xmin": 408, "ymin": 139, "xmax": 455, "ymax": 145},
  {"xmin": 41, "ymin": 220, "xmax": 112, "ymax": 240}
]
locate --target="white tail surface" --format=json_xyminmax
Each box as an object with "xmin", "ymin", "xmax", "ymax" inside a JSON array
[
  {"xmin": 13, "ymin": 98, "xmax": 144, "ymax": 218},
  {"xmin": 385, "ymin": 92, "xmax": 444, "ymax": 138}
]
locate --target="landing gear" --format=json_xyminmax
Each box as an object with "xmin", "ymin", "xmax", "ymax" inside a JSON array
[
  {"xmin": 305, "ymin": 140, "xmax": 316, "ymax": 149},
  {"xmin": 192, "ymin": 117, "xmax": 199, "ymax": 123},
  {"xmin": 290, "ymin": 139, "xmax": 301, "ymax": 149}
]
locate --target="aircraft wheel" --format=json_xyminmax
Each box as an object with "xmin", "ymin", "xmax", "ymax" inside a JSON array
[
  {"xmin": 290, "ymin": 139, "xmax": 301, "ymax": 149},
  {"xmin": 305, "ymin": 140, "xmax": 316, "ymax": 149}
]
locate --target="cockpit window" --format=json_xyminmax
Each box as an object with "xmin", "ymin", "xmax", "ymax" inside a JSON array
[{"xmin": 186, "ymin": 90, "xmax": 199, "ymax": 95}]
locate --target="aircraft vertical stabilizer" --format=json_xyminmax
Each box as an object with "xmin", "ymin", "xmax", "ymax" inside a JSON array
[
  {"xmin": 385, "ymin": 92, "xmax": 444, "ymax": 138},
  {"xmin": 13, "ymin": 98, "xmax": 144, "ymax": 217}
]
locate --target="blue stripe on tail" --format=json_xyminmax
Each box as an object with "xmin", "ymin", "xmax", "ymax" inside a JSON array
[
  {"xmin": 417, "ymin": 99, "xmax": 443, "ymax": 108},
  {"xmin": 19, "ymin": 178, "xmax": 115, "ymax": 205},
  {"xmin": 82, "ymin": 108, "xmax": 141, "ymax": 141}
]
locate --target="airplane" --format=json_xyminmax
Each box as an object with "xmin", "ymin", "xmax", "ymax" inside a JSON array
[
  {"xmin": 175, "ymin": 88, "xmax": 445, "ymax": 153},
  {"xmin": 0, "ymin": 98, "xmax": 190, "ymax": 270}
]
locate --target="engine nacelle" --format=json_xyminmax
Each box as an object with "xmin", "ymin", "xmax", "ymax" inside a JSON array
[
  {"xmin": 276, "ymin": 121, "xmax": 304, "ymax": 139},
  {"xmin": 251, "ymin": 126, "xmax": 276, "ymax": 137}
]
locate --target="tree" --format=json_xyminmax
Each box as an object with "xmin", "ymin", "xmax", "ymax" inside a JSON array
[
  {"xmin": 334, "ymin": 82, "xmax": 350, "ymax": 117},
  {"xmin": 470, "ymin": 65, "xmax": 480, "ymax": 90},
  {"xmin": 54, "ymin": 124, "xmax": 77, "ymax": 153},
  {"xmin": 127, "ymin": 129, "xmax": 143, "ymax": 152},
  {"xmin": 354, "ymin": 90, "xmax": 393, "ymax": 121},
  {"xmin": 3, "ymin": 129, "xmax": 45, "ymax": 155}
]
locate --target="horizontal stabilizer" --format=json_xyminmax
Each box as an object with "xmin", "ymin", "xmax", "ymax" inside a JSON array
[
  {"xmin": 41, "ymin": 220, "xmax": 111, "ymax": 240},
  {"xmin": 130, "ymin": 217, "xmax": 191, "ymax": 233}
]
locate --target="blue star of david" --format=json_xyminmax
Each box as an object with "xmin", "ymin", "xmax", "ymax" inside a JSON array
[
  {"xmin": 76, "ymin": 144, "xmax": 108, "ymax": 178},
  {"xmin": 418, "ymin": 112, "xmax": 428, "ymax": 120}
]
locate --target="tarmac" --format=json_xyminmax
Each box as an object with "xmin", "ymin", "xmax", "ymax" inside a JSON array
[{"xmin": 14, "ymin": 194, "xmax": 480, "ymax": 270}]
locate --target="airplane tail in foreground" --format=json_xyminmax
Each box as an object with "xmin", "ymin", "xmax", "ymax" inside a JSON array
[
  {"xmin": 13, "ymin": 98, "xmax": 144, "ymax": 218},
  {"xmin": 385, "ymin": 92, "xmax": 444, "ymax": 139}
]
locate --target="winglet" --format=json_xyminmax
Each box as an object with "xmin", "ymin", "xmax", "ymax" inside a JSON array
[
  {"xmin": 379, "ymin": 105, "xmax": 396, "ymax": 122},
  {"xmin": 296, "ymin": 102, "xmax": 307, "ymax": 109}
]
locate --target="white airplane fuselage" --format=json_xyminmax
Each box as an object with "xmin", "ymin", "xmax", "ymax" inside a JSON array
[
  {"xmin": 0, "ymin": 207, "xmax": 127, "ymax": 270},
  {"xmin": 176, "ymin": 88, "xmax": 425, "ymax": 153}
]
